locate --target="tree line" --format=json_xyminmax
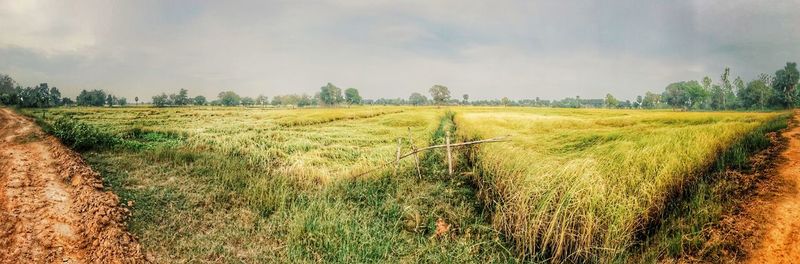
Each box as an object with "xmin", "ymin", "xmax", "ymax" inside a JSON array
[{"xmin": 1, "ymin": 62, "xmax": 797, "ymax": 110}]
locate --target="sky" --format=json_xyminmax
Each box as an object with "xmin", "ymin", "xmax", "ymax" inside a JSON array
[{"xmin": 1, "ymin": 0, "xmax": 799, "ymax": 101}]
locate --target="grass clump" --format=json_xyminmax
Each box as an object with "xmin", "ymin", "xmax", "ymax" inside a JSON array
[{"xmin": 50, "ymin": 117, "xmax": 119, "ymax": 151}]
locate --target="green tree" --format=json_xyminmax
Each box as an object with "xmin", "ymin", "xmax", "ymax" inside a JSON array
[
  {"xmin": 604, "ymin": 93, "xmax": 619, "ymax": 108},
  {"xmin": 773, "ymin": 62, "xmax": 800, "ymax": 108},
  {"xmin": 462, "ymin": 94, "xmax": 469, "ymax": 104},
  {"xmin": 218, "ymin": 91, "xmax": 241, "ymax": 106},
  {"xmin": 319, "ymin": 83, "xmax": 343, "ymax": 106},
  {"xmin": 428, "ymin": 85, "xmax": 450, "ymax": 105},
  {"xmin": 740, "ymin": 79, "xmax": 773, "ymax": 110},
  {"xmin": 344, "ymin": 88, "xmax": 362, "ymax": 105},
  {"xmin": 241, "ymin": 97, "xmax": 255, "ymax": 106},
  {"xmin": 118, "ymin": 97, "xmax": 127, "ymax": 106},
  {"xmin": 48, "ymin": 87, "xmax": 61, "ymax": 106},
  {"xmin": 663, "ymin": 82, "xmax": 689, "ymax": 109},
  {"xmin": 135, "ymin": 96, "xmax": 139, "ymax": 105},
  {"xmin": 152, "ymin": 93, "xmax": 170, "ymax": 107},
  {"xmin": 172, "ymin": 88, "xmax": 190, "ymax": 106},
  {"xmin": 256, "ymin": 95, "xmax": 268, "ymax": 106},
  {"xmin": 409, "ymin": 92, "xmax": 427, "ymax": 105},
  {"xmin": 77, "ymin": 90, "xmax": 107, "ymax": 106},
  {"xmin": 194, "ymin": 95, "xmax": 207, "ymax": 105},
  {"xmin": 106, "ymin": 94, "xmax": 114, "ymax": 107}
]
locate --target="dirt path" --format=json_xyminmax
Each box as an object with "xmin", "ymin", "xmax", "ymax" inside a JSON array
[
  {"xmin": 747, "ymin": 110, "xmax": 800, "ymax": 264},
  {"xmin": 0, "ymin": 108, "xmax": 146, "ymax": 263}
]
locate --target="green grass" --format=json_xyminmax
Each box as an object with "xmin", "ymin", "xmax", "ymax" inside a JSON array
[{"xmin": 20, "ymin": 106, "xmax": 788, "ymax": 263}]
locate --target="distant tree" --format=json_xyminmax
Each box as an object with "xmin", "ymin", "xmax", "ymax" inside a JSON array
[
  {"xmin": 218, "ymin": 91, "xmax": 241, "ymax": 106},
  {"xmin": 61, "ymin": 97, "xmax": 74, "ymax": 106},
  {"xmin": 462, "ymin": 94, "xmax": 469, "ymax": 104},
  {"xmin": 241, "ymin": 96, "xmax": 255, "ymax": 106},
  {"xmin": 106, "ymin": 94, "xmax": 114, "ymax": 107},
  {"xmin": 642, "ymin": 92, "xmax": 661, "ymax": 109},
  {"xmin": 256, "ymin": 95, "xmax": 268, "ymax": 106},
  {"xmin": 193, "ymin": 95, "xmax": 207, "ymax": 105},
  {"xmin": 635, "ymin": 95, "xmax": 643, "ymax": 108},
  {"xmin": 428, "ymin": 85, "xmax": 450, "ymax": 105},
  {"xmin": 48, "ymin": 87, "xmax": 61, "ymax": 106},
  {"xmin": 152, "ymin": 93, "xmax": 170, "ymax": 107},
  {"xmin": 604, "ymin": 93, "xmax": 619, "ymax": 108},
  {"xmin": 77, "ymin": 89, "xmax": 107, "ymax": 106},
  {"xmin": 172, "ymin": 88, "xmax": 190, "ymax": 106},
  {"xmin": 344, "ymin": 88, "xmax": 362, "ymax": 105},
  {"xmin": 740, "ymin": 79, "xmax": 773, "ymax": 110},
  {"xmin": 298, "ymin": 94, "xmax": 313, "ymax": 107},
  {"xmin": 0, "ymin": 74, "xmax": 15, "ymax": 105},
  {"xmin": 501, "ymin": 97, "xmax": 510, "ymax": 106},
  {"xmin": 319, "ymin": 83, "xmax": 343, "ymax": 106},
  {"xmin": 409, "ymin": 92, "xmax": 428, "ymax": 105},
  {"xmin": 134, "ymin": 96, "xmax": 139, "ymax": 105},
  {"xmin": 773, "ymin": 62, "xmax": 800, "ymax": 108},
  {"xmin": 118, "ymin": 97, "xmax": 127, "ymax": 106}
]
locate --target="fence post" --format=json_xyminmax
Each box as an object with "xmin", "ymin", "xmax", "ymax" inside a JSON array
[
  {"xmin": 408, "ymin": 128, "xmax": 422, "ymax": 179},
  {"xmin": 446, "ymin": 131, "xmax": 453, "ymax": 176},
  {"xmin": 395, "ymin": 138, "xmax": 402, "ymax": 176}
]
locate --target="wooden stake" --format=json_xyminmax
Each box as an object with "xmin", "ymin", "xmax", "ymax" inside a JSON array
[
  {"xmin": 446, "ymin": 131, "xmax": 453, "ymax": 176},
  {"xmin": 408, "ymin": 128, "xmax": 422, "ymax": 179},
  {"xmin": 395, "ymin": 138, "xmax": 402, "ymax": 176}
]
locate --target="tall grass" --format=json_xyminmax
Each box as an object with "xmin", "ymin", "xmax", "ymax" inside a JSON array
[{"xmin": 455, "ymin": 107, "xmax": 786, "ymax": 262}]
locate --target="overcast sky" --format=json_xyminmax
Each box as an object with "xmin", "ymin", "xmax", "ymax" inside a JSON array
[{"xmin": 1, "ymin": 0, "xmax": 799, "ymax": 101}]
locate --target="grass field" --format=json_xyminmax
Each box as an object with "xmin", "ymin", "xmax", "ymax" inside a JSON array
[{"xmin": 22, "ymin": 106, "xmax": 788, "ymax": 262}]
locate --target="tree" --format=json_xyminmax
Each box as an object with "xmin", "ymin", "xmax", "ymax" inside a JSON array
[
  {"xmin": 409, "ymin": 92, "xmax": 427, "ymax": 105},
  {"xmin": 49, "ymin": 87, "xmax": 61, "ymax": 106},
  {"xmin": 344, "ymin": 88, "xmax": 362, "ymax": 105},
  {"xmin": 501, "ymin": 97, "xmax": 511, "ymax": 106},
  {"xmin": 740, "ymin": 79, "xmax": 773, "ymax": 110},
  {"xmin": 106, "ymin": 94, "xmax": 114, "ymax": 107},
  {"xmin": 256, "ymin": 95, "xmax": 268, "ymax": 106},
  {"xmin": 241, "ymin": 97, "xmax": 255, "ymax": 106},
  {"xmin": 218, "ymin": 91, "xmax": 241, "ymax": 106},
  {"xmin": 462, "ymin": 94, "xmax": 469, "ymax": 104},
  {"xmin": 319, "ymin": 83, "xmax": 343, "ymax": 106},
  {"xmin": 76, "ymin": 90, "xmax": 107, "ymax": 106},
  {"xmin": 135, "ymin": 96, "xmax": 139, "ymax": 105},
  {"xmin": 118, "ymin": 97, "xmax": 127, "ymax": 106},
  {"xmin": 428, "ymin": 85, "xmax": 450, "ymax": 105},
  {"xmin": 635, "ymin": 95, "xmax": 643, "ymax": 108},
  {"xmin": 172, "ymin": 88, "xmax": 190, "ymax": 106},
  {"xmin": 773, "ymin": 62, "xmax": 800, "ymax": 108},
  {"xmin": 642, "ymin": 92, "xmax": 660, "ymax": 109},
  {"xmin": 61, "ymin": 97, "xmax": 74, "ymax": 106},
  {"xmin": 663, "ymin": 82, "xmax": 688, "ymax": 109},
  {"xmin": 604, "ymin": 93, "xmax": 619, "ymax": 108},
  {"xmin": 152, "ymin": 93, "xmax": 170, "ymax": 107},
  {"xmin": 194, "ymin": 95, "xmax": 207, "ymax": 105}
]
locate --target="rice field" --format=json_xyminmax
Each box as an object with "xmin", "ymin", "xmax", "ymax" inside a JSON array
[
  {"xmin": 22, "ymin": 106, "xmax": 789, "ymax": 262},
  {"xmin": 454, "ymin": 107, "xmax": 787, "ymax": 262}
]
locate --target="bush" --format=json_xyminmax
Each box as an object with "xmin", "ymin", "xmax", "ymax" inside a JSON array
[{"xmin": 50, "ymin": 117, "xmax": 118, "ymax": 151}]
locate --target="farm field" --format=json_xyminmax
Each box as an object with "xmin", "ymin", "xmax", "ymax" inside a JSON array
[{"xmin": 21, "ymin": 106, "xmax": 789, "ymax": 262}]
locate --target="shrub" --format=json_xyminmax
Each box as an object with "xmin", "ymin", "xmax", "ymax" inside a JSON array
[{"xmin": 50, "ymin": 117, "xmax": 118, "ymax": 151}]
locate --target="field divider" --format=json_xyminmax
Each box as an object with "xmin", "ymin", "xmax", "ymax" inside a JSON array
[{"xmin": 353, "ymin": 133, "xmax": 510, "ymax": 178}]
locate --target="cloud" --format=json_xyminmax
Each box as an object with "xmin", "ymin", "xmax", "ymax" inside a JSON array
[{"xmin": 0, "ymin": 0, "xmax": 798, "ymax": 101}]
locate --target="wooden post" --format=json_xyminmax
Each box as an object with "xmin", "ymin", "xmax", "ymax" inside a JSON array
[
  {"xmin": 408, "ymin": 128, "xmax": 422, "ymax": 179},
  {"xmin": 395, "ymin": 138, "xmax": 402, "ymax": 176},
  {"xmin": 446, "ymin": 131, "xmax": 453, "ymax": 176}
]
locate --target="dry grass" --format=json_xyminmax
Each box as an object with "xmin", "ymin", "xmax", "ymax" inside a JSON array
[{"xmin": 454, "ymin": 107, "xmax": 787, "ymax": 262}]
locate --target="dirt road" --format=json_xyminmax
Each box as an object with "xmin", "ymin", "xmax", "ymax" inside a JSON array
[
  {"xmin": 0, "ymin": 108, "xmax": 145, "ymax": 263},
  {"xmin": 747, "ymin": 111, "xmax": 800, "ymax": 263}
]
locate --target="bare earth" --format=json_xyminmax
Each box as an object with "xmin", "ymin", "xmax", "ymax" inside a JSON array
[
  {"xmin": 747, "ymin": 110, "xmax": 800, "ymax": 264},
  {"xmin": 0, "ymin": 108, "xmax": 145, "ymax": 263}
]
